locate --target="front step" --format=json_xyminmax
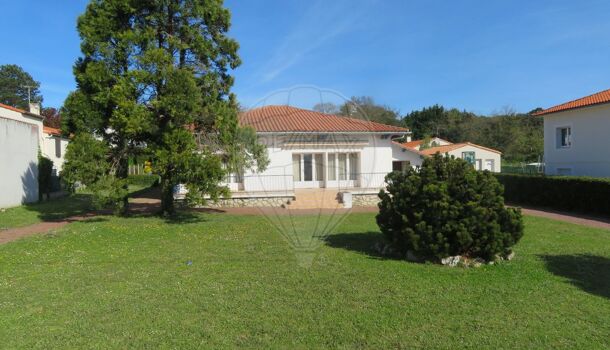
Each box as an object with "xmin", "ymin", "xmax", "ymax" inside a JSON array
[{"xmin": 287, "ymin": 189, "xmax": 343, "ymax": 209}]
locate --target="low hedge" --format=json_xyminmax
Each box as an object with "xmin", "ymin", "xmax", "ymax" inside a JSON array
[{"xmin": 494, "ymin": 174, "xmax": 610, "ymax": 217}]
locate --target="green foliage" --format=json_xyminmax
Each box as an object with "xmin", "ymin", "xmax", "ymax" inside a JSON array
[
  {"xmin": 61, "ymin": 133, "xmax": 126, "ymax": 212},
  {"xmin": 41, "ymin": 107, "xmax": 62, "ymax": 128},
  {"xmin": 403, "ymin": 105, "xmax": 543, "ymax": 162},
  {"xmin": 0, "ymin": 64, "xmax": 43, "ymax": 109},
  {"xmin": 61, "ymin": 134, "xmax": 109, "ymax": 188},
  {"xmin": 377, "ymin": 154, "xmax": 524, "ymax": 261},
  {"xmin": 495, "ymin": 174, "xmax": 610, "ymax": 217},
  {"xmin": 37, "ymin": 155, "xmax": 54, "ymax": 201},
  {"xmin": 127, "ymin": 174, "xmax": 159, "ymax": 188},
  {"xmin": 63, "ymin": 0, "xmax": 268, "ymax": 215},
  {"xmin": 339, "ymin": 96, "xmax": 402, "ymax": 126}
]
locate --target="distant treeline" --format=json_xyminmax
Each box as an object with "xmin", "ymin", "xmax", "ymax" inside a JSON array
[
  {"xmin": 314, "ymin": 98, "xmax": 544, "ymax": 163},
  {"xmin": 403, "ymin": 105, "xmax": 544, "ymax": 163}
]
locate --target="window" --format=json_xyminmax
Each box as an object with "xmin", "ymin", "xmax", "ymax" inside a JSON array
[
  {"xmin": 557, "ymin": 127, "xmax": 571, "ymax": 148},
  {"xmin": 349, "ymin": 153, "xmax": 359, "ymax": 180},
  {"xmin": 338, "ymin": 153, "xmax": 347, "ymax": 180},
  {"xmin": 462, "ymin": 151, "xmax": 475, "ymax": 166},
  {"xmin": 392, "ymin": 161, "xmax": 403, "ymax": 172},
  {"xmin": 303, "ymin": 154, "xmax": 313, "ymax": 181},
  {"xmin": 392, "ymin": 161, "xmax": 411, "ymax": 173},
  {"xmin": 55, "ymin": 138, "xmax": 61, "ymax": 158},
  {"xmin": 315, "ymin": 154, "xmax": 324, "ymax": 181},
  {"xmin": 292, "ymin": 154, "xmax": 301, "ymax": 181},
  {"xmin": 327, "ymin": 154, "xmax": 336, "ymax": 180}
]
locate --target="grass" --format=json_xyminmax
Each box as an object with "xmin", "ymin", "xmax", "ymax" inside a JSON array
[
  {"xmin": 0, "ymin": 211, "xmax": 608, "ymax": 348},
  {"xmin": 0, "ymin": 184, "xmax": 151, "ymax": 230},
  {"xmin": 0, "ymin": 194, "xmax": 92, "ymax": 229}
]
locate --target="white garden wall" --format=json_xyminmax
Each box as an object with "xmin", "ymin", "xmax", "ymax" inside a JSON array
[{"xmin": 0, "ymin": 117, "xmax": 40, "ymax": 207}]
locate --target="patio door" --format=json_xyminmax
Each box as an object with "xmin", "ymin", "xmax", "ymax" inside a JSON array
[{"xmin": 293, "ymin": 153, "xmax": 325, "ymax": 188}]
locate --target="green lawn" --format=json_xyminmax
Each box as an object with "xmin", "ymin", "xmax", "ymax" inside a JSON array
[
  {"xmin": 0, "ymin": 210, "xmax": 608, "ymax": 348},
  {"xmin": 0, "ymin": 184, "xmax": 150, "ymax": 230}
]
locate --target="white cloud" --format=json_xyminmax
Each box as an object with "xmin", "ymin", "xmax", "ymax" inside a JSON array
[{"xmin": 258, "ymin": 0, "xmax": 376, "ymax": 83}]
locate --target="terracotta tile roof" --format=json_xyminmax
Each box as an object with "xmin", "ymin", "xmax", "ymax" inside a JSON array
[
  {"xmin": 0, "ymin": 103, "xmax": 27, "ymax": 114},
  {"xmin": 534, "ymin": 88, "xmax": 610, "ymax": 116},
  {"xmin": 392, "ymin": 141, "xmax": 426, "ymax": 156},
  {"xmin": 43, "ymin": 126, "xmax": 62, "ymax": 136},
  {"xmin": 0, "ymin": 102, "xmax": 44, "ymax": 119},
  {"xmin": 420, "ymin": 142, "xmax": 502, "ymax": 155},
  {"xmin": 401, "ymin": 140, "xmax": 424, "ymax": 149},
  {"xmin": 240, "ymin": 105, "xmax": 409, "ymax": 133}
]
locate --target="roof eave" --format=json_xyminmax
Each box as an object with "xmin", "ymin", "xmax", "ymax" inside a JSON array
[
  {"xmin": 534, "ymin": 100, "xmax": 610, "ymax": 117},
  {"xmin": 255, "ymin": 131, "xmax": 409, "ymax": 135}
]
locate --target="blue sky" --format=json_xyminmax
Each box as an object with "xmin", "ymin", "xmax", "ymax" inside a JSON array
[{"xmin": 1, "ymin": 0, "xmax": 609, "ymax": 115}]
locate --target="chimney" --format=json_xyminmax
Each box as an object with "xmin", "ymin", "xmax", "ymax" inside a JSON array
[{"xmin": 29, "ymin": 102, "xmax": 41, "ymax": 115}]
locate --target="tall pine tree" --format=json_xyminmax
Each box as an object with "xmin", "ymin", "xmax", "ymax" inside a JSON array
[{"xmin": 62, "ymin": 0, "xmax": 267, "ymax": 214}]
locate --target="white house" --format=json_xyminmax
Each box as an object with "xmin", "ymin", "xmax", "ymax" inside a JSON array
[
  {"xmin": 535, "ymin": 88, "xmax": 610, "ymax": 177},
  {"xmin": 42, "ymin": 126, "xmax": 70, "ymax": 175},
  {"xmin": 395, "ymin": 137, "xmax": 502, "ymax": 172},
  {"xmin": 210, "ymin": 105, "xmax": 411, "ymax": 208},
  {"xmin": 0, "ymin": 103, "xmax": 69, "ymax": 208}
]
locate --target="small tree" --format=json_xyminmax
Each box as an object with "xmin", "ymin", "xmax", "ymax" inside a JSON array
[
  {"xmin": 376, "ymin": 154, "xmax": 523, "ymax": 262},
  {"xmin": 61, "ymin": 133, "xmax": 128, "ymax": 212},
  {"xmin": 62, "ymin": 0, "xmax": 268, "ymax": 215},
  {"xmin": 38, "ymin": 155, "xmax": 54, "ymax": 201},
  {"xmin": 0, "ymin": 64, "xmax": 43, "ymax": 109}
]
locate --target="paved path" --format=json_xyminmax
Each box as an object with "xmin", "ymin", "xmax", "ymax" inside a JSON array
[
  {"xmin": 518, "ymin": 207, "xmax": 610, "ymax": 230},
  {"xmin": 0, "ymin": 214, "xmax": 98, "ymax": 245}
]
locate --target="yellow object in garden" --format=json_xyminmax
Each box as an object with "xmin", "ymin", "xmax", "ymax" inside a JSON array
[{"xmin": 144, "ymin": 160, "xmax": 152, "ymax": 174}]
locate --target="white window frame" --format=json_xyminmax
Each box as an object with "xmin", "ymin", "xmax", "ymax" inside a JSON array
[{"xmin": 556, "ymin": 126, "xmax": 572, "ymax": 149}]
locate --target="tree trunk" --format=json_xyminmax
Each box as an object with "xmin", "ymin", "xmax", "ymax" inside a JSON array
[
  {"xmin": 161, "ymin": 178, "xmax": 175, "ymax": 216},
  {"xmin": 117, "ymin": 157, "xmax": 130, "ymax": 215}
]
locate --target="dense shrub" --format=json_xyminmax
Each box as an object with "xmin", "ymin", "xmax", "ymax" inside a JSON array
[
  {"xmin": 495, "ymin": 174, "xmax": 610, "ymax": 217},
  {"xmin": 377, "ymin": 154, "xmax": 524, "ymax": 262},
  {"xmin": 127, "ymin": 174, "xmax": 160, "ymax": 188},
  {"xmin": 38, "ymin": 155, "xmax": 54, "ymax": 201}
]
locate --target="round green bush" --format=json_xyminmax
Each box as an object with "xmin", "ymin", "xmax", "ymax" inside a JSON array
[{"xmin": 376, "ymin": 154, "xmax": 523, "ymax": 262}]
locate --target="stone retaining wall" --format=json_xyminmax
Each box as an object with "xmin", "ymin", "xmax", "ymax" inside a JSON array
[
  {"xmin": 352, "ymin": 193, "xmax": 380, "ymax": 207},
  {"xmin": 204, "ymin": 196, "xmax": 293, "ymax": 208}
]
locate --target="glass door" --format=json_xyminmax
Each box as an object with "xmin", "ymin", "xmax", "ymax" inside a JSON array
[{"xmin": 293, "ymin": 153, "xmax": 325, "ymax": 188}]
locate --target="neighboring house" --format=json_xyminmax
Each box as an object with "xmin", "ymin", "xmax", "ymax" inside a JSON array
[
  {"xmin": 42, "ymin": 126, "xmax": 70, "ymax": 175},
  {"xmin": 0, "ymin": 103, "xmax": 69, "ymax": 208},
  {"xmin": 534, "ymin": 88, "xmax": 610, "ymax": 177},
  {"xmin": 395, "ymin": 138, "xmax": 502, "ymax": 172},
  {"xmin": 212, "ymin": 105, "xmax": 411, "ymax": 208}
]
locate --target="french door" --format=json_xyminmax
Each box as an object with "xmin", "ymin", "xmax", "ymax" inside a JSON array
[{"xmin": 292, "ymin": 153, "xmax": 325, "ymax": 188}]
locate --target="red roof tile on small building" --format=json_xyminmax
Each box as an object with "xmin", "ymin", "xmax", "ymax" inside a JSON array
[
  {"xmin": 240, "ymin": 105, "xmax": 409, "ymax": 133},
  {"xmin": 401, "ymin": 140, "xmax": 424, "ymax": 149},
  {"xmin": 534, "ymin": 88, "xmax": 610, "ymax": 116},
  {"xmin": 43, "ymin": 126, "xmax": 62, "ymax": 136},
  {"xmin": 420, "ymin": 142, "xmax": 502, "ymax": 155}
]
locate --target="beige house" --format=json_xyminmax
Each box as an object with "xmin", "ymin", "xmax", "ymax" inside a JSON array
[{"xmin": 394, "ymin": 137, "xmax": 502, "ymax": 172}]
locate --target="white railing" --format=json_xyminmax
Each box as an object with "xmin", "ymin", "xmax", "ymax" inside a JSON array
[{"xmin": 226, "ymin": 172, "xmax": 393, "ymax": 193}]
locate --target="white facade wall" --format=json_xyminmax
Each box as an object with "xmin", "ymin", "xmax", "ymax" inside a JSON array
[
  {"xmin": 543, "ymin": 104, "xmax": 610, "ymax": 177},
  {"xmin": 392, "ymin": 144, "xmax": 424, "ymax": 167},
  {"xmin": 227, "ymin": 133, "xmax": 399, "ymax": 193},
  {"xmin": 42, "ymin": 134, "xmax": 69, "ymax": 174},
  {"xmin": 0, "ymin": 117, "xmax": 40, "ymax": 207},
  {"xmin": 445, "ymin": 145, "xmax": 502, "ymax": 172}
]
